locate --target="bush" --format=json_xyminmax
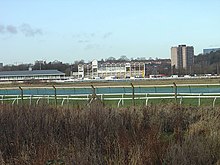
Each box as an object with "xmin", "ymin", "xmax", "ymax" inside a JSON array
[{"xmin": 0, "ymin": 102, "xmax": 220, "ymax": 164}]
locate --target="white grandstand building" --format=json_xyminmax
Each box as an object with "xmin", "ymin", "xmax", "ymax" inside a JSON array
[{"xmin": 77, "ymin": 60, "xmax": 146, "ymax": 79}]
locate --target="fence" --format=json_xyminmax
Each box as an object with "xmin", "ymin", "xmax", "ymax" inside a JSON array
[
  {"xmin": 1, "ymin": 84, "xmax": 220, "ymax": 95},
  {"xmin": 1, "ymin": 93, "xmax": 220, "ymax": 107},
  {"xmin": 1, "ymin": 83, "xmax": 220, "ymax": 107}
]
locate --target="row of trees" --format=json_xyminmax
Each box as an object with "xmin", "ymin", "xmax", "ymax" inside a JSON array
[
  {"xmin": 172, "ymin": 50, "xmax": 220, "ymax": 76},
  {"xmin": 0, "ymin": 56, "xmax": 169, "ymax": 76},
  {"xmin": 194, "ymin": 50, "xmax": 220, "ymax": 74},
  {"xmin": 1, "ymin": 51, "xmax": 220, "ymax": 76}
]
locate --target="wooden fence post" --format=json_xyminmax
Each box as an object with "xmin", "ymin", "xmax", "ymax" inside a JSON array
[
  {"xmin": 90, "ymin": 85, "xmax": 98, "ymax": 104},
  {"xmin": 131, "ymin": 83, "xmax": 135, "ymax": 106},
  {"xmin": 91, "ymin": 85, "xmax": 96, "ymax": 98},
  {"xmin": 53, "ymin": 85, "xmax": 57, "ymax": 107},
  {"xmin": 173, "ymin": 82, "xmax": 177, "ymax": 103},
  {"xmin": 19, "ymin": 86, "xmax": 23, "ymax": 105}
]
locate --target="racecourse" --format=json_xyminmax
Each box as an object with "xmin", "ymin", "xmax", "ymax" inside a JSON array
[
  {"xmin": 1, "ymin": 76, "xmax": 220, "ymax": 88},
  {"xmin": 1, "ymin": 77, "xmax": 220, "ymax": 107}
]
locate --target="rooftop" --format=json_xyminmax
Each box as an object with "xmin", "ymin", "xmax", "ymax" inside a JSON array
[{"xmin": 0, "ymin": 70, "xmax": 65, "ymax": 77}]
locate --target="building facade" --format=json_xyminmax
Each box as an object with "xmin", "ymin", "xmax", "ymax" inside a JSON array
[
  {"xmin": 171, "ymin": 45, "xmax": 194, "ymax": 69},
  {"xmin": 77, "ymin": 60, "xmax": 146, "ymax": 79},
  {"xmin": 76, "ymin": 59, "xmax": 171, "ymax": 79}
]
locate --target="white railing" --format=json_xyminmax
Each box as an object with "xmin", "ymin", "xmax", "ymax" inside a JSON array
[{"xmin": 1, "ymin": 93, "xmax": 220, "ymax": 107}]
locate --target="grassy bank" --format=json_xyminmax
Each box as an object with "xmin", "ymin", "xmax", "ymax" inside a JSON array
[{"xmin": 0, "ymin": 101, "xmax": 220, "ymax": 164}]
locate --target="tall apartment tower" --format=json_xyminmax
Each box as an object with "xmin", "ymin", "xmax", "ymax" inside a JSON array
[{"xmin": 171, "ymin": 45, "xmax": 194, "ymax": 69}]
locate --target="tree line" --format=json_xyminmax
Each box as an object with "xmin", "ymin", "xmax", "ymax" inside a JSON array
[
  {"xmin": 1, "ymin": 51, "xmax": 220, "ymax": 76},
  {"xmin": 0, "ymin": 56, "xmax": 170, "ymax": 76},
  {"xmin": 172, "ymin": 50, "xmax": 220, "ymax": 76}
]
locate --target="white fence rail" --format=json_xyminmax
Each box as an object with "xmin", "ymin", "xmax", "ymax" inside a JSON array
[{"xmin": 1, "ymin": 93, "xmax": 220, "ymax": 107}]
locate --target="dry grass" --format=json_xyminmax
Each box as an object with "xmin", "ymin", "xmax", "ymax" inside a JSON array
[{"xmin": 0, "ymin": 101, "xmax": 220, "ymax": 164}]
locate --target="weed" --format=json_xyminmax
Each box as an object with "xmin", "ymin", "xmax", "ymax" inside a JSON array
[{"xmin": 0, "ymin": 102, "xmax": 220, "ymax": 164}]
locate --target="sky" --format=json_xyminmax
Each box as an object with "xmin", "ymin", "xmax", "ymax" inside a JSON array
[{"xmin": 1, "ymin": 0, "xmax": 220, "ymax": 65}]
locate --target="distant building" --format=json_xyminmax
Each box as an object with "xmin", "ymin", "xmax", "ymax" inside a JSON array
[
  {"xmin": 76, "ymin": 59, "xmax": 171, "ymax": 79},
  {"xmin": 76, "ymin": 60, "xmax": 145, "ymax": 79},
  {"xmin": 0, "ymin": 63, "xmax": 3, "ymax": 68},
  {"xmin": 0, "ymin": 70, "xmax": 65, "ymax": 82},
  {"xmin": 171, "ymin": 45, "xmax": 194, "ymax": 69},
  {"xmin": 203, "ymin": 48, "xmax": 220, "ymax": 54}
]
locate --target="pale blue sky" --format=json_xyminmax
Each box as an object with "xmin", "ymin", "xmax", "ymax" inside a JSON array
[{"xmin": 0, "ymin": 0, "xmax": 220, "ymax": 64}]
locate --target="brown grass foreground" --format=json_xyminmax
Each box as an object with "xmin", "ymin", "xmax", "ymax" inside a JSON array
[{"xmin": 0, "ymin": 101, "xmax": 220, "ymax": 165}]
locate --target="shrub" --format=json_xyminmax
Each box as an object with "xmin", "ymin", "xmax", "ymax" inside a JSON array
[{"xmin": 0, "ymin": 102, "xmax": 220, "ymax": 164}]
